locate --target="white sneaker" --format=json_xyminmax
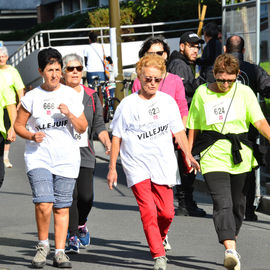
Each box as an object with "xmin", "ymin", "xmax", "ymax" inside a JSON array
[
  {"xmin": 153, "ymin": 256, "xmax": 167, "ymax": 270},
  {"xmin": 224, "ymin": 249, "xmax": 241, "ymax": 270},
  {"xmin": 4, "ymin": 159, "xmax": 12, "ymax": 168},
  {"xmin": 163, "ymin": 235, "xmax": 171, "ymax": 251}
]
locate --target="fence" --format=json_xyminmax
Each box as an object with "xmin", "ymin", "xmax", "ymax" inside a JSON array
[{"xmin": 8, "ymin": 16, "xmax": 221, "ymax": 67}]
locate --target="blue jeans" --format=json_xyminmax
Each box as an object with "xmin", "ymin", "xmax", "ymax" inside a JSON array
[
  {"xmin": 87, "ymin": 71, "xmax": 106, "ymax": 87},
  {"xmin": 27, "ymin": 168, "xmax": 76, "ymax": 208}
]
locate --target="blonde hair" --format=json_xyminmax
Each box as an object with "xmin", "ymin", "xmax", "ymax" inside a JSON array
[
  {"xmin": 213, "ymin": 53, "xmax": 239, "ymax": 75},
  {"xmin": 136, "ymin": 54, "xmax": 166, "ymax": 77}
]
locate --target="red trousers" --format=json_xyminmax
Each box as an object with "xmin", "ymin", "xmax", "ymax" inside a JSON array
[{"xmin": 131, "ymin": 179, "xmax": 175, "ymax": 258}]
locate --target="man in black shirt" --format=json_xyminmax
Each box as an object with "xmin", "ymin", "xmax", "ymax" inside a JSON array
[
  {"xmin": 168, "ymin": 32, "xmax": 206, "ymax": 217},
  {"xmin": 225, "ymin": 35, "xmax": 270, "ymax": 221}
]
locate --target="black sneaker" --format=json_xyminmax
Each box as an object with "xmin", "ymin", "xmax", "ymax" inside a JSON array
[
  {"xmin": 245, "ymin": 213, "xmax": 258, "ymax": 221},
  {"xmin": 175, "ymin": 202, "xmax": 206, "ymax": 217},
  {"xmin": 53, "ymin": 251, "xmax": 72, "ymax": 268}
]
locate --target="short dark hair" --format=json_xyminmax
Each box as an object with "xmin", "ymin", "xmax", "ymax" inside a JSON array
[
  {"xmin": 225, "ymin": 35, "xmax": 245, "ymax": 53},
  {"xmin": 138, "ymin": 36, "xmax": 170, "ymax": 59},
  {"xmin": 203, "ymin": 22, "xmax": 219, "ymax": 39},
  {"xmin": 38, "ymin": 48, "xmax": 63, "ymax": 71},
  {"xmin": 88, "ymin": 31, "xmax": 98, "ymax": 43}
]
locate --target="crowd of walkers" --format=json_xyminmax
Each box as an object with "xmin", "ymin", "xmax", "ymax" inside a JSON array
[{"xmin": 1, "ymin": 21, "xmax": 270, "ymax": 270}]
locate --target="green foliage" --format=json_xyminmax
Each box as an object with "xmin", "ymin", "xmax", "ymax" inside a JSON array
[
  {"xmin": 88, "ymin": 6, "xmax": 136, "ymax": 27},
  {"xmin": 132, "ymin": 0, "xmax": 158, "ymax": 17}
]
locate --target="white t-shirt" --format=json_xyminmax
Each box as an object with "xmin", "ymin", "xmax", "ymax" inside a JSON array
[
  {"xmin": 21, "ymin": 84, "xmax": 84, "ymax": 178},
  {"xmin": 111, "ymin": 91, "xmax": 184, "ymax": 188},
  {"xmin": 83, "ymin": 43, "xmax": 105, "ymax": 72}
]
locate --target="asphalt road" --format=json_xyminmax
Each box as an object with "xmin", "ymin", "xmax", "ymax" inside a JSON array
[{"xmin": 0, "ymin": 138, "xmax": 270, "ymax": 270}]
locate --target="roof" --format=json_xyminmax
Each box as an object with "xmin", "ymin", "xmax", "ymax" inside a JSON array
[{"xmin": 0, "ymin": 0, "xmax": 38, "ymax": 9}]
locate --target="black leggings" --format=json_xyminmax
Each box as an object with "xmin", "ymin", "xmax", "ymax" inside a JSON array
[
  {"xmin": 204, "ymin": 171, "xmax": 247, "ymax": 244},
  {"xmin": 69, "ymin": 167, "xmax": 94, "ymax": 236}
]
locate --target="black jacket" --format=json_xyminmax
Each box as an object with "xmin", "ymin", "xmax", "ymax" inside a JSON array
[
  {"xmin": 232, "ymin": 52, "xmax": 270, "ymax": 98},
  {"xmin": 196, "ymin": 38, "xmax": 222, "ymax": 83},
  {"xmin": 167, "ymin": 50, "xmax": 205, "ymax": 105}
]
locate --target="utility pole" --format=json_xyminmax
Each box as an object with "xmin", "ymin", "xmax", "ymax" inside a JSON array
[{"xmin": 109, "ymin": 0, "xmax": 124, "ymax": 101}]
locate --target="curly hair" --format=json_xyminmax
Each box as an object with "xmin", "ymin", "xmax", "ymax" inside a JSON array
[
  {"xmin": 136, "ymin": 54, "xmax": 166, "ymax": 78},
  {"xmin": 213, "ymin": 53, "xmax": 239, "ymax": 75}
]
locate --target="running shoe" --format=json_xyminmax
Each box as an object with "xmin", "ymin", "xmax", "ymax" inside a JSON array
[
  {"xmin": 78, "ymin": 224, "xmax": 90, "ymax": 246},
  {"xmin": 53, "ymin": 251, "xmax": 72, "ymax": 268},
  {"xmin": 163, "ymin": 235, "xmax": 171, "ymax": 251},
  {"xmin": 65, "ymin": 236, "xmax": 80, "ymax": 254},
  {"xmin": 224, "ymin": 249, "xmax": 241, "ymax": 270},
  {"xmin": 153, "ymin": 256, "xmax": 167, "ymax": 270},
  {"xmin": 32, "ymin": 243, "xmax": 50, "ymax": 268}
]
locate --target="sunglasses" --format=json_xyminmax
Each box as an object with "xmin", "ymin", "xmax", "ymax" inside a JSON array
[
  {"xmin": 147, "ymin": 51, "xmax": 164, "ymax": 56},
  {"xmin": 216, "ymin": 79, "xmax": 236, "ymax": 84},
  {"xmin": 144, "ymin": 76, "xmax": 163, "ymax": 83},
  {"xmin": 66, "ymin": 66, "xmax": 83, "ymax": 72}
]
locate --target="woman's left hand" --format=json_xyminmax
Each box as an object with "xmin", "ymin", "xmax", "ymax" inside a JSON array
[
  {"xmin": 58, "ymin": 103, "xmax": 70, "ymax": 116},
  {"xmin": 7, "ymin": 127, "xmax": 16, "ymax": 142}
]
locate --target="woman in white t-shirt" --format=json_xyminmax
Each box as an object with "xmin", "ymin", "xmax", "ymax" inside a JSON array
[
  {"xmin": 14, "ymin": 48, "xmax": 87, "ymax": 269},
  {"xmin": 107, "ymin": 54, "xmax": 200, "ymax": 270}
]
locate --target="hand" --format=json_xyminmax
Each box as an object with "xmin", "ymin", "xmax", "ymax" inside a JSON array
[
  {"xmin": 107, "ymin": 168, "xmax": 117, "ymax": 190},
  {"xmin": 105, "ymin": 143, "xmax": 111, "ymax": 156},
  {"xmin": 7, "ymin": 127, "xmax": 16, "ymax": 142},
  {"xmin": 185, "ymin": 155, "xmax": 200, "ymax": 175},
  {"xmin": 32, "ymin": 132, "xmax": 46, "ymax": 143},
  {"xmin": 58, "ymin": 103, "xmax": 70, "ymax": 116}
]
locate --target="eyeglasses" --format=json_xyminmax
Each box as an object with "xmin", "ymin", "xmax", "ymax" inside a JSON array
[
  {"xmin": 216, "ymin": 79, "xmax": 236, "ymax": 85},
  {"xmin": 66, "ymin": 66, "xmax": 83, "ymax": 72},
  {"xmin": 144, "ymin": 76, "xmax": 163, "ymax": 83},
  {"xmin": 147, "ymin": 51, "xmax": 164, "ymax": 56},
  {"xmin": 185, "ymin": 43, "xmax": 201, "ymax": 50}
]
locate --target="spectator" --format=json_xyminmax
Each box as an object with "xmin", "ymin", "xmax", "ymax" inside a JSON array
[
  {"xmin": 0, "ymin": 46, "xmax": 25, "ymax": 168},
  {"xmin": 167, "ymin": 31, "xmax": 206, "ymax": 217},
  {"xmin": 14, "ymin": 48, "xmax": 87, "ymax": 269},
  {"xmin": 196, "ymin": 21, "xmax": 222, "ymax": 83},
  {"xmin": 187, "ymin": 53, "xmax": 270, "ymax": 270},
  {"xmin": 224, "ymin": 35, "xmax": 270, "ymax": 221},
  {"xmin": 62, "ymin": 53, "xmax": 111, "ymax": 253},
  {"xmin": 0, "ymin": 73, "xmax": 16, "ymax": 188},
  {"xmin": 107, "ymin": 54, "xmax": 200, "ymax": 270},
  {"xmin": 84, "ymin": 31, "xmax": 106, "ymax": 87},
  {"xmin": 132, "ymin": 35, "xmax": 188, "ymax": 125}
]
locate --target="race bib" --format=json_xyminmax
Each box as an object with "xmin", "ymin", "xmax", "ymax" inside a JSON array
[
  {"xmin": 74, "ymin": 127, "xmax": 89, "ymax": 147},
  {"xmin": 204, "ymin": 98, "xmax": 236, "ymax": 126},
  {"xmin": 42, "ymin": 97, "xmax": 61, "ymax": 117}
]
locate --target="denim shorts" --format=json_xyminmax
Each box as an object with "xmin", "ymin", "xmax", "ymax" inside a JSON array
[{"xmin": 27, "ymin": 168, "xmax": 76, "ymax": 208}]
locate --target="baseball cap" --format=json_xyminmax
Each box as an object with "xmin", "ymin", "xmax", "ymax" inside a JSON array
[{"xmin": 180, "ymin": 31, "xmax": 205, "ymax": 44}]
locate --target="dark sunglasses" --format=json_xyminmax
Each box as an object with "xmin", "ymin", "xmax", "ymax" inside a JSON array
[
  {"xmin": 144, "ymin": 76, "xmax": 163, "ymax": 83},
  {"xmin": 66, "ymin": 66, "xmax": 83, "ymax": 72},
  {"xmin": 147, "ymin": 51, "xmax": 164, "ymax": 56},
  {"xmin": 216, "ymin": 79, "xmax": 236, "ymax": 84}
]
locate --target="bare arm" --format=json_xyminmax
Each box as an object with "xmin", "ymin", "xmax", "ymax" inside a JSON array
[
  {"xmin": 58, "ymin": 103, "xmax": 88, "ymax": 134},
  {"xmin": 254, "ymin": 119, "xmax": 270, "ymax": 141},
  {"xmin": 14, "ymin": 106, "xmax": 45, "ymax": 142},
  {"xmin": 182, "ymin": 116, "xmax": 187, "ymax": 128},
  {"xmin": 174, "ymin": 130, "xmax": 200, "ymax": 173},
  {"xmin": 188, "ymin": 129, "xmax": 200, "ymax": 151},
  {"xmin": 107, "ymin": 136, "xmax": 121, "ymax": 190},
  {"xmin": 98, "ymin": 130, "xmax": 111, "ymax": 155},
  {"xmin": 6, "ymin": 104, "xmax": 17, "ymax": 142}
]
